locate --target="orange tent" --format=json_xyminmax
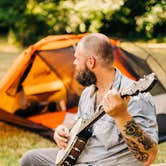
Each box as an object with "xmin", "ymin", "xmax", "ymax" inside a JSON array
[{"xmin": 0, "ymin": 34, "xmax": 165, "ymax": 141}]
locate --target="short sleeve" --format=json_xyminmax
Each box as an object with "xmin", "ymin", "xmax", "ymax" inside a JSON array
[{"xmin": 128, "ymin": 92, "xmax": 158, "ymax": 143}]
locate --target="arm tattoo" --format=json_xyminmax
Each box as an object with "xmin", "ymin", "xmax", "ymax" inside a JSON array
[
  {"xmin": 123, "ymin": 119, "xmax": 154, "ymax": 162},
  {"xmin": 125, "ymin": 138, "xmax": 149, "ymax": 162},
  {"xmin": 124, "ymin": 119, "xmax": 153, "ymax": 150}
]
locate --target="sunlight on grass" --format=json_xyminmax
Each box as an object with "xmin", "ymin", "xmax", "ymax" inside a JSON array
[
  {"xmin": 0, "ymin": 36, "xmax": 22, "ymax": 53},
  {"xmin": 0, "ymin": 122, "xmax": 55, "ymax": 166},
  {"xmin": 153, "ymin": 143, "xmax": 166, "ymax": 164},
  {"xmin": 0, "ymin": 36, "xmax": 22, "ymax": 79},
  {"xmin": 0, "ymin": 122, "xmax": 166, "ymax": 166}
]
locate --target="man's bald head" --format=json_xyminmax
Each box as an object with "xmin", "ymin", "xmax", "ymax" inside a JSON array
[{"xmin": 77, "ymin": 33, "xmax": 114, "ymax": 66}]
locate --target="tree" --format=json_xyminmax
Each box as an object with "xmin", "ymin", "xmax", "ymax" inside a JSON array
[
  {"xmin": 99, "ymin": 0, "xmax": 166, "ymax": 39},
  {"xmin": 0, "ymin": 0, "xmax": 165, "ymax": 46}
]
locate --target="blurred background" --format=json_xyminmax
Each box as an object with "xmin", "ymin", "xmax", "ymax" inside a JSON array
[
  {"xmin": 0, "ymin": 0, "xmax": 166, "ymax": 47},
  {"xmin": 0, "ymin": 0, "xmax": 166, "ymax": 166}
]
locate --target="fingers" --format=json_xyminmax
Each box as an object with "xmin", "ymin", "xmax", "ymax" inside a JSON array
[
  {"xmin": 104, "ymin": 89, "xmax": 130, "ymax": 102},
  {"xmin": 124, "ymin": 96, "xmax": 130, "ymax": 103},
  {"xmin": 105, "ymin": 89, "xmax": 118, "ymax": 95},
  {"xmin": 103, "ymin": 89, "xmax": 130, "ymax": 116},
  {"xmin": 103, "ymin": 94, "xmax": 112, "ymax": 112},
  {"xmin": 58, "ymin": 127, "xmax": 70, "ymax": 138},
  {"xmin": 54, "ymin": 125, "xmax": 70, "ymax": 149},
  {"xmin": 104, "ymin": 89, "xmax": 119, "ymax": 100},
  {"xmin": 54, "ymin": 132, "xmax": 68, "ymax": 148},
  {"xmin": 104, "ymin": 89, "xmax": 120, "ymax": 105},
  {"xmin": 54, "ymin": 131, "xmax": 69, "ymax": 143}
]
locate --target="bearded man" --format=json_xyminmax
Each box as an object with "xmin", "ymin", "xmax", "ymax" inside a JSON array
[{"xmin": 20, "ymin": 33, "xmax": 158, "ymax": 166}]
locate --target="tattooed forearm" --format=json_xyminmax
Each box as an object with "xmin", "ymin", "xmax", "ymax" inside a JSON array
[
  {"xmin": 125, "ymin": 138, "xmax": 149, "ymax": 162},
  {"xmin": 124, "ymin": 119, "xmax": 153, "ymax": 150},
  {"xmin": 115, "ymin": 113, "xmax": 157, "ymax": 165}
]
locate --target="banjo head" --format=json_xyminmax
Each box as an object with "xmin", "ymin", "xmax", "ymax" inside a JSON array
[{"xmin": 56, "ymin": 118, "xmax": 83, "ymax": 165}]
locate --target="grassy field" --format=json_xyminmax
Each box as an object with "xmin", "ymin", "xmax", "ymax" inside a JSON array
[
  {"xmin": 0, "ymin": 38, "xmax": 166, "ymax": 166},
  {"xmin": 0, "ymin": 122, "xmax": 166, "ymax": 166},
  {"xmin": 0, "ymin": 122, "xmax": 55, "ymax": 166}
]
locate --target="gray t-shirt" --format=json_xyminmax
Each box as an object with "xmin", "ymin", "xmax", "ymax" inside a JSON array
[{"xmin": 76, "ymin": 69, "xmax": 158, "ymax": 166}]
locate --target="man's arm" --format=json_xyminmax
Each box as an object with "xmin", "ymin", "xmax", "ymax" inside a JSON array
[
  {"xmin": 103, "ymin": 90, "xmax": 158, "ymax": 166},
  {"xmin": 114, "ymin": 111, "xmax": 157, "ymax": 166}
]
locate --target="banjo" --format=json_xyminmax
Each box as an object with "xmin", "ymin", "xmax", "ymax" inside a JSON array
[{"xmin": 56, "ymin": 73, "xmax": 156, "ymax": 166}]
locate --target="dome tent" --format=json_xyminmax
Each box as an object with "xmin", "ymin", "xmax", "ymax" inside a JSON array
[{"xmin": 0, "ymin": 34, "xmax": 165, "ymax": 142}]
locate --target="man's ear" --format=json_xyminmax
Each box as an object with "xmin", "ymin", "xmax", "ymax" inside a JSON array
[{"xmin": 86, "ymin": 56, "xmax": 96, "ymax": 69}]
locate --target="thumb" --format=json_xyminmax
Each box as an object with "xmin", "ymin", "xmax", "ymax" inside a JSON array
[
  {"xmin": 63, "ymin": 127, "xmax": 70, "ymax": 137},
  {"xmin": 124, "ymin": 96, "xmax": 130, "ymax": 103}
]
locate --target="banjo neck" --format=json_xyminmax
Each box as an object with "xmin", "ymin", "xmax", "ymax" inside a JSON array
[
  {"xmin": 77, "ymin": 88, "xmax": 127, "ymax": 137},
  {"xmin": 56, "ymin": 73, "xmax": 156, "ymax": 166},
  {"xmin": 77, "ymin": 107, "xmax": 105, "ymax": 137},
  {"xmin": 77, "ymin": 73, "xmax": 156, "ymax": 137}
]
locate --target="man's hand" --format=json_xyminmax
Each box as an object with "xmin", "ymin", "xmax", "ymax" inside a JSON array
[
  {"xmin": 53, "ymin": 125, "xmax": 70, "ymax": 149},
  {"xmin": 103, "ymin": 89, "xmax": 130, "ymax": 118},
  {"xmin": 103, "ymin": 89, "xmax": 157, "ymax": 165}
]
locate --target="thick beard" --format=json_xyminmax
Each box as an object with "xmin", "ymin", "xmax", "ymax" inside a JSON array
[{"xmin": 74, "ymin": 66, "xmax": 97, "ymax": 87}]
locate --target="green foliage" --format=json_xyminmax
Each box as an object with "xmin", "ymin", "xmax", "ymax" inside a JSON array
[
  {"xmin": 100, "ymin": 0, "xmax": 166, "ymax": 39},
  {"xmin": 0, "ymin": 0, "xmax": 123, "ymax": 46},
  {"xmin": 0, "ymin": 0, "xmax": 166, "ymax": 46},
  {"xmin": 13, "ymin": 13, "xmax": 50, "ymax": 46},
  {"xmin": 136, "ymin": 0, "xmax": 166, "ymax": 38},
  {"xmin": 0, "ymin": 0, "xmax": 27, "ymax": 34}
]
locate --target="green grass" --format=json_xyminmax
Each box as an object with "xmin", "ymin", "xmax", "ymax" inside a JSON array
[
  {"xmin": 0, "ymin": 122, "xmax": 55, "ymax": 166},
  {"xmin": 153, "ymin": 143, "xmax": 166, "ymax": 164},
  {"xmin": 0, "ymin": 122, "xmax": 166, "ymax": 166}
]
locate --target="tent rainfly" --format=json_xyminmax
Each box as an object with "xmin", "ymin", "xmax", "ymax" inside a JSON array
[{"xmin": 0, "ymin": 34, "xmax": 165, "ymax": 142}]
